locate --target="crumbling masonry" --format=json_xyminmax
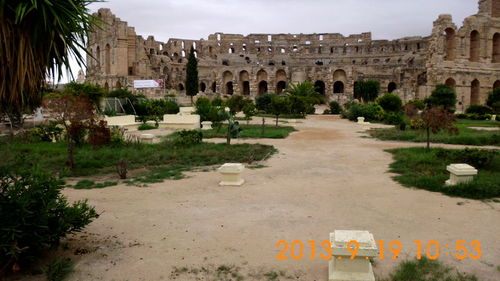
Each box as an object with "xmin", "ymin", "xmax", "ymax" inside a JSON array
[{"xmin": 86, "ymin": 0, "xmax": 500, "ymax": 110}]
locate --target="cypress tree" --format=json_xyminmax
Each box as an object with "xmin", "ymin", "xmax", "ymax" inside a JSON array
[{"xmin": 185, "ymin": 46, "xmax": 199, "ymax": 104}]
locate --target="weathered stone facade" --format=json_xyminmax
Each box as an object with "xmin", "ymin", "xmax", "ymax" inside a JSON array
[{"xmin": 86, "ymin": 0, "xmax": 500, "ymax": 109}]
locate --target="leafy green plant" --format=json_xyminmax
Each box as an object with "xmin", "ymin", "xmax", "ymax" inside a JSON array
[
  {"xmin": 465, "ymin": 105, "xmax": 493, "ymax": 115},
  {"xmin": 256, "ymin": 93, "xmax": 274, "ymax": 112},
  {"xmin": 407, "ymin": 99, "xmax": 425, "ymax": 110},
  {"xmin": 354, "ymin": 80, "xmax": 380, "ymax": 102},
  {"xmin": 185, "ymin": 46, "xmax": 199, "ymax": 104},
  {"xmin": 29, "ymin": 121, "xmax": 64, "ymax": 142},
  {"xmin": 174, "ymin": 130, "xmax": 203, "ymax": 146},
  {"xmin": 138, "ymin": 123, "xmax": 157, "ymax": 131},
  {"xmin": 44, "ymin": 258, "xmax": 74, "ymax": 281},
  {"xmin": 329, "ymin": 101, "xmax": 342, "ymax": 114},
  {"xmin": 486, "ymin": 87, "xmax": 500, "ymax": 114},
  {"xmin": 242, "ymin": 102, "xmax": 256, "ymax": 124},
  {"xmin": 377, "ymin": 93, "xmax": 403, "ymax": 112},
  {"xmin": 425, "ymin": 84, "xmax": 457, "ymax": 111},
  {"xmin": 72, "ymin": 179, "xmax": 117, "ymax": 189},
  {"xmin": 384, "ymin": 112, "xmax": 405, "ymax": 125},
  {"xmin": 0, "ymin": 169, "xmax": 98, "ymax": 275},
  {"xmin": 346, "ymin": 103, "xmax": 384, "ymax": 121},
  {"xmin": 421, "ymin": 107, "xmax": 458, "ymax": 149},
  {"xmin": 270, "ymin": 95, "xmax": 291, "ymax": 126}
]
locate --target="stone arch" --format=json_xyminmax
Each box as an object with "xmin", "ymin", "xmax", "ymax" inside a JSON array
[
  {"xmin": 115, "ymin": 81, "xmax": 122, "ymax": 89},
  {"xmin": 105, "ymin": 44, "xmax": 111, "ymax": 74},
  {"xmin": 211, "ymin": 82, "xmax": 217, "ymax": 93},
  {"xmin": 471, "ymin": 79, "xmax": 480, "ymax": 105},
  {"xmin": 276, "ymin": 69, "xmax": 287, "ymax": 81},
  {"xmin": 257, "ymin": 69, "xmax": 268, "ymax": 82},
  {"xmin": 163, "ymin": 66, "xmax": 169, "ymax": 75},
  {"xmin": 95, "ymin": 46, "xmax": 100, "ymax": 69},
  {"xmin": 276, "ymin": 81, "xmax": 287, "ymax": 94},
  {"xmin": 223, "ymin": 71, "xmax": 234, "ymax": 95},
  {"xmin": 258, "ymin": 81, "xmax": 268, "ymax": 96},
  {"xmin": 200, "ymin": 82, "xmax": 206, "ymax": 92},
  {"xmin": 493, "ymin": 33, "xmax": 500, "ymax": 63},
  {"xmin": 333, "ymin": 81, "xmax": 344, "ymax": 94},
  {"xmin": 239, "ymin": 70, "xmax": 250, "ymax": 95},
  {"xmin": 314, "ymin": 80, "xmax": 326, "ymax": 95},
  {"xmin": 494, "ymin": 80, "xmax": 500, "ymax": 90},
  {"xmin": 178, "ymin": 83, "xmax": 185, "ymax": 91},
  {"xmin": 470, "ymin": 30, "xmax": 480, "ymax": 62},
  {"xmin": 333, "ymin": 69, "xmax": 347, "ymax": 82},
  {"xmin": 104, "ymin": 82, "xmax": 109, "ymax": 92},
  {"xmin": 445, "ymin": 78, "xmax": 456, "ymax": 90},
  {"xmin": 226, "ymin": 82, "xmax": 234, "ymax": 95},
  {"xmin": 388, "ymin": 82, "xmax": 397, "ymax": 93},
  {"xmin": 444, "ymin": 28, "xmax": 455, "ymax": 61}
]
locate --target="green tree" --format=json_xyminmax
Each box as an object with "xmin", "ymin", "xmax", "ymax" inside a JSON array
[
  {"xmin": 354, "ymin": 80, "xmax": 380, "ymax": 103},
  {"xmin": 421, "ymin": 107, "xmax": 458, "ymax": 150},
  {"xmin": 486, "ymin": 87, "xmax": 500, "ymax": 114},
  {"xmin": 185, "ymin": 46, "xmax": 199, "ymax": 105},
  {"xmin": 242, "ymin": 102, "xmax": 256, "ymax": 124},
  {"xmin": 285, "ymin": 82, "xmax": 324, "ymax": 105},
  {"xmin": 425, "ymin": 84, "xmax": 457, "ymax": 111},
  {"xmin": 63, "ymin": 82, "xmax": 106, "ymax": 109},
  {"xmin": 377, "ymin": 93, "xmax": 403, "ymax": 112},
  {"xmin": 269, "ymin": 95, "xmax": 291, "ymax": 126},
  {"xmin": 0, "ymin": 0, "xmax": 99, "ymax": 123},
  {"xmin": 226, "ymin": 95, "xmax": 246, "ymax": 115}
]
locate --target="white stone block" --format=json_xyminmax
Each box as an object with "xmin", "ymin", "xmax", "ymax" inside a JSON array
[
  {"xmin": 178, "ymin": 107, "xmax": 195, "ymax": 115},
  {"xmin": 329, "ymin": 230, "xmax": 377, "ymax": 281},
  {"xmin": 357, "ymin": 117, "xmax": 365, "ymax": 124},
  {"xmin": 104, "ymin": 115, "xmax": 141, "ymax": 131},
  {"xmin": 492, "ymin": 115, "xmax": 497, "ymax": 121},
  {"xmin": 445, "ymin": 164, "xmax": 478, "ymax": 186},
  {"xmin": 288, "ymin": 119, "xmax": 298, "ymax": 124},
  {"xmin": 218, "ymin": 163, "xmax": 245, "ymax": 186},
  {"xmin": 201, "ymin": 121, "xmax": 213, "ymax": 130},
  {"xmin": 160, "ymin": 114, "xmax": 201, "ymax": 129},
  {"xmin": 140, "ymin": 134, "xmax": 154, "ymax": 144}
]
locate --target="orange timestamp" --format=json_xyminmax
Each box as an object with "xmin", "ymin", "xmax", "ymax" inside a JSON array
[{"xmin": 276, "ymin": 240, "xmax": 482, "ymax": 260}]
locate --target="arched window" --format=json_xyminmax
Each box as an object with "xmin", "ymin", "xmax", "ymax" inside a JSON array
[
  {"xmin": 242, "ymin": 81, "xmax": 250, "ymax": 95},
  {"xmin": 200, "ymin": 82, "xmax": 206, "ymax": 92},
  {"xmin": 333, "ymin": 81, "xmax": 344, "ymax": 94},
  {"xmin": 314, "ymin": 81, "xmax": 325, "ymax": 95},
  {"xmin": 105, "ymin": 44, "xmax": 111, "ymax": 74},
  {"xmin": 225, "ymin": 82, "xmax": 234, "ymax": 95},
  {"xmin": 115, "ymin": 81, "xmax": 122, "ymax": 89},
  {"xmin": 444, "ymin": 28, "xmax": 455, "ymax": 61},
  {"xmin": 493, "ymin": 80, "xmax": 500, "ymax": 90},
  {"xmin": 258, "ymin": 81, "xmax": 268, "ymax": 96},
  {"xmin": 211, "ymin": 82, "xmax": 216, "ymax": 93},
  {"xmin": 493, "ymin": 33, "xmax": 500, "ymax": 63},
  {"xmin": 388, "ymin": 82, "xmax": 397, "ymax": 93},
  {"xmin": 276, "ymin": 81, "xmax": 287, "ymax": 94},
  {"xmin": 104, "ymin": 82, "xmax": 109, "ymax": 92},
  {"xmin": 95, "ymin": 46, "xmax": 101, "ymax": 70},
  {"xmin": 470, "ymin": 31, "xmax": 480, "ymax": 62},
  {"xmin": 471, "ymin": 79, "xmax": 480, "ymax": 105},
  {"xmin": 178, "ymin": 83, "xmax": 185, "ymax": 91},
  {"xmin": 445, "ymin": 78, "xmax": 456, "ymax": 90}
]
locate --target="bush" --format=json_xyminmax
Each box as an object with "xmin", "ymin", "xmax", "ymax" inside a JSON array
[
  {"xmin": 354, "ymin": 80, "xmax": 380, "ymax": 102},
  {"xmin": 486, "ymin": 87, "xmax": 500, "ymax": 114},
  {"xmin": 88, "ymin": 120, "xmax": 111, "ymax": 148},
  {"xmin": 384, "ymin": 112, "xmax": 405, "ymax": 125},
  {"xmin": 174, "ymin": 130, "xmax": 203, "ymax": 146},
  {"xmin": 329, "ymin": 101, "xmax": 342, "ymax": 114},
  {"xmin": 226, "ymin": 95, "xmax": 248, "ymax": 115},
  {"xmin": 138, "ymin": 123, "xmax": 157, "ymax": 131},
  {"xmin": 436, "ymin": 148, "xmax": 498, "ymax": 169},
  {"xmin": 0, "ymin": 169, "xmax": 98, "ymax": 273},
  {"xmin": 29, "ymin": 121, "xmax": 64, "ymax": 142},
  {"xmin": 346, "ymin": 103, "xmax": 384, "ymax": 122},
  {"xmin": 211, "ymin": 97, "xmax": 225, "ymax": 106},
  {"xmin": 44, "ymin": 258, "xmax": 74, "ymax": 281},
  {"xmin": 377, "ymin": 93, "xmax": 403, "ymax": 112},
  {"xmin": 425, "ymin": 84, "xmax": 456, "ymax": 110},
  {"xmin": 465, "ymin": 104, "xmax": 493, "ymax": 115},
  {"xmin": 407, "ymin": 99, "xmax": 425, "ymax": 110},
  {"xmin": 256, "ymin": 93, "xmax": 274, "ymax": 112}
]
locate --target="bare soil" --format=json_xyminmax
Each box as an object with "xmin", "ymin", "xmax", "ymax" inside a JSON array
[{"xmin": 34, "ymin": 116, "xmax": 500, "ymax": 280}]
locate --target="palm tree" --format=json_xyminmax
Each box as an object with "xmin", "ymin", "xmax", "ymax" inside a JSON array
[
  {"xmin": 0, "ymin": 0, "xmax": 100, "ymax": 123},
  {"xmin": 285, "ymin": 82, "xmax": 324, "ymax": 105}
]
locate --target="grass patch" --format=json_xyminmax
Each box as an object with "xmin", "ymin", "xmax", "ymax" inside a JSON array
[
  {"xmin": 248, "ymin": 164, "xmax": 268, "ymax": 169},
  {"xmin": 380, "ymin": 257, "xmax": 479, "ymax": 281},
  {"xmin": 171, "ymin": 265, "xmax": 298, "ymax": 281},
  {"xmin": 369, "ymin": 119, "xmax": 499, "ymax": 146},
  {"xmin": 0, "ymin": 141, "xmax": 275, "ymax": 178},
  {"xmin": 387, "ymin": 147, "xmax": 499, "ymax": 199},
  {"xmin": 202, "ymin": 125, "xmax": 296, "ymax": 139},
  {"xmin": 124, "ymin": 166, "xmax": 187, "ymax": 186},
  {"xmin": 44, "ymin": 258, "xmax": 74, "ymax": 281},
  {"xmin": 72, "ymin": 180, "xmax": 118, "ymax": 189},
  {"xmin": 138, "ymin": 123, "xmax": 157, "ymax": 131}
]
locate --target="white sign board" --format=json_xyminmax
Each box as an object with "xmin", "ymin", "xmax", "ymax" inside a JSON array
[{"xmin": 133, "ymin": 80, "xmax": 163, "ymax": 89}]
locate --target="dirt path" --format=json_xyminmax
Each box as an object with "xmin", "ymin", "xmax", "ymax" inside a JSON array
[{"xmin": 60, "ymin": 116, "xmax": 499, "ymax": 281}]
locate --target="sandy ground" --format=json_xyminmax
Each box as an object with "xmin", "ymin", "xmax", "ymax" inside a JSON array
[{"xmin": 28, "ymin": 116, "xmax": 500, "ymax": 280}]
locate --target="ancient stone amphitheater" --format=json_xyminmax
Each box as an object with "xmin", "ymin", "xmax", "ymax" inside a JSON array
[{"xmin": 86, "ymin": 0, "xmax": 500, "ymax": 111}]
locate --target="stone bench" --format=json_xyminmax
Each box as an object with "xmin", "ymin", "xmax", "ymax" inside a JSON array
[
  {"xmin": 218, "ymin": 163, "xmax": 245, "ymax": 186},
  {"xmin": 445, "ymin": 164, "xmax": 477, "ymax": 186},
  {"xmin": 140, "ymin": 134, "xmax": 155, "ymax": 144},
  {"xmin": 104, "ymin": 115, "xmax": 141, "ymax": 131},
  {"xmin": 159, "ymin": 114, "xmax": 201, "ymax": 130}
]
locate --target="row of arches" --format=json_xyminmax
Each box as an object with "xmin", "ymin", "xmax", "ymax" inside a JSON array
[
  {"xmin": 444, "ymin": 29, "xmax": 500, "ymax": 63},
  {"xmin": 444, "ymin": 78, "xmax": 500, "ymax": 105}
]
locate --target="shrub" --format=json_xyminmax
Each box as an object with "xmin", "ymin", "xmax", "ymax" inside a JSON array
[
  {"xmin": 29, "ymin": 121, "xmax": 64, "ymax": 142},
  {"xmin": 255, "ymin": 93, "xmax": 274, "ymax": 112},
  {"xmin": 384, "ymin": 112, "xmax": 405, "ymax": 125},
  {"xmin": 407, "ymin": 99, "xmax": 425, "ymax": 110},
  {"xmin": 329, "ymin": 101, "xmax": 342, "ymax": 114},
  {"xmin": 287, "ymin": 95, "xmax": 310, "ymax": 116},
  {"xmin": 138, "ymin": 123, "xmax": 157, "ymax": 131},
  {"xmin": 465, "ymin": 104, "xmax": 493, "ymax": 115},
  {"xmin": 486, "ymin": 87, "xmax": 500, "ymax": 114},
  {"xmin": 354, "ymin": 80, "xmax": 380, "ymax": 102},
  {"xmin": 174, "ymin": 130, "xmax": 203, "ymax": 146},
  {"xmin": 346, "ymin": 103, "xmax": 384, "ymax": 121},
  {"xmin": 211, "ymin": 97, "xmax": 225, "ymax": 106},
  {"xmin": 0, "ymin": 169, "xmax": 98, "ymax": 274},
  {"xmin": 323, "ymin": 109, "xmax": 331, "ymax": 114},
  {"xmin": 44, "ymin": 258, "xmax": 74, "ymax": 281},
  {"xmin": 226, "ymin": 95, "xmax": 247, "ymax": 115},
  {"xmin": 410, "ymin": 118, "xmax": 425, "ymax": 130},
  {"xmin": 88, "ymin": 120, "xmax": 111, "ymax": 148},
  {"xmin": 377, "ymin": 93, "xmax": 402, "ymax": 112},
  {"xmin": 436, "ymin": 148, "xmax": 498, "ymax": 169},
  {"xmin": 425, "ymin": 84, "xmax": 456, "ymax": 110}
]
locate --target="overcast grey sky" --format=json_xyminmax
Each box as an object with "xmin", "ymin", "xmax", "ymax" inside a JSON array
[
  {"xmin": 65, "ymin": 0, "xmax": 477, "ymax": 82},
  {"xmin": 88, "ymin": 0, "xmax": 477, "ymax": 41}
]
